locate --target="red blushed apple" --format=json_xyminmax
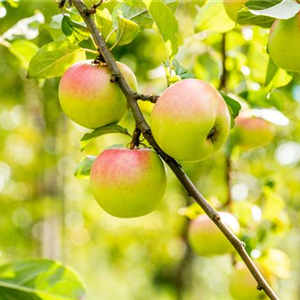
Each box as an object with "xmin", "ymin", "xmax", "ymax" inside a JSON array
[
  {"xmin": 59, "ymin": 61, "xmax": 137, "ymax": 129},
  {"xmin": 90, "ymin": 148, "xmax": 167, "ymax": 218},
  {"xmin": 151, "ymin": 79, "xmax": 231, "ymax": 162},
  {"xmin": 188, "ymin": 212, "xmax": 240, "ymax": 256},
  {"xmin": 268, "ymin": 13, "xmax": 300, "ymax": 73},
  {"xmin": 233, "ymin": 114, "xmax": 274, "ymax": 150}
]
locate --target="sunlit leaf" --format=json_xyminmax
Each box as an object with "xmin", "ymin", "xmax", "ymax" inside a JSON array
[
  {"xmin": 219, "ymin": 92, "xmax": 242, "ymax": 128},
  {"xmin": 115, "ymin": 11, "xmax": 140, "ymax": 46},
  {"xmin": 143, "ymin": 0, "xmax": 178, "ymax": 58},
  {"xmin": 95, "ymin": 8, "xmax": 114, "ymax": 39},
  {"xmin": 27, "ymin": 41, "xmax": 86, "ymax": 79},
  {"xmin": 0, "ymin": 259, "xmax": 85, "ymax": 300},
  {"xmin": 248, "ymin": 0, "xmax": 300, "ymax": 19},
  {"xmin": 194, "ymin": 0, "xmax": 235, "ymax": 33},
  {"xmin": 80, "ymin": 124, "xmax": 131, "ymax": 151},
  {"xmin": 74, "ymin": 156, "xmax": 96, "ymax": 179},
  {"xmin": 9, "ymin": 39, "xmax": 39, "ymax": 68}
]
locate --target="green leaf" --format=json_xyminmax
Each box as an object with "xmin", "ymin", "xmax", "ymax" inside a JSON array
[
  {"xmin": 219, "ymin": 92, "xmax": 242, "ymax": 128},
  {"xmin": 112, "ymin": 1, "xmax": 153, "ymax": 29},
  {"xmin": 80, "ymin": 124, "xmax": 131, "ymax": 151},
  {"xmin": 248, "ymin": 0, "xmax": 300, "ymax": 19},
  {"xmin": 8, "ymin": 39, "xmax": 39, "ymax": 68},
  {"xmin": 194, "ymin": 0, "xmax": 235, "ymax": 33},
  {"xmin": 143, "ymin": 0, "xmax": 178, "ymax": 59},
  {"xmin": 237, "ymin": 10, "xmax": 275, "ymax": 28},
  {"xmin": 265, "ymin": 57, "xmax": 279, "ymax": 87},
  {"xmin": 62, "ymin": 16, "xmax": 73, "ymax": 36},
  {"xmin": 171, "ymin": 60, "xmax": 196, "ymax": 80},
  {"xmin": 115, "ymin": 11, "xmax": 140, "ymax": 46},
  {"xmin": 27, "ymin": 41, "xmax": 86, "ymax": 79},
  {"xmin": 95, "ymin": 8, "xmax": 114, "ymax": 39},
  {"xmin": 74, "ymin": 156, "xmax": 96, "ymax": 179},
  {"xmin": 0, "ymin": 259, "xmax": 85, "ymax": 300},
  {"xmin": 237, "ymin": 0, "xmax": 282, "ymax": 28},
  {"xmin": 265, "ymin": 60, "xmax": 293, "ymax": 90}
]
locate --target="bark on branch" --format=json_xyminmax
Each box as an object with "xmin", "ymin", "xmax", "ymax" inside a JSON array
[{"xmin": 71, "ymin": 1, "xmax": 280, "ymax": 299}]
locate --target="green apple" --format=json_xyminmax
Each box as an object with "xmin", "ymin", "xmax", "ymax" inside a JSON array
[
  {"xmin": 233, "ymin": 114, "xmax": 274, "ymax": 150},
  {"xmin": 229, "ymin": 263, "xmax": 268, "ymax": 300},
  {"xmin": 268, "ymin": 13, "xmax": 300, "ymax": 73},
  {"xmin": 224, "ymin": 0, "xmax": 247, "ymax": 22},
  {"xmin": 90, "ymin": 147, "xmax": 167, "ymax": 218},
  {"xmin": 151, "ymin": 79, "xmax": 231, "ymax": 162},
  {"xmin": 188, "ymin": 212, "xmax": 240, "ymax": 256},
  {"xmin": 59, "ymin": 61, "xmax": 137, "ymax": 129}
]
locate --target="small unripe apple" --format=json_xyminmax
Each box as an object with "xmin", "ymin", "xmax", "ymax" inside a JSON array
[
  {"xmin": 151, "ymin": 79, "xmax": 231, "ymax": 162},
  {"xmin": 268, "ymin": 13, "xmax": 300, "ymax": 73},
  {"xmin": 224, "ymin": 0, "xmax": 247, "ymax": 22},
  {"xmin": 233, "ymin": 114, "xmax": 274, "ymax": 150},
  {"xmin": 59, "ymin": 61, "xmax": 137, "ymax": 129},
  {"xmin": 229, "ymin": 263, "xmax": 268, "ymax": 300},
  {"xmin": 188, "ymin": 212, "xmax": 240, "ymax": 256},
  {"xmin": 90, "ymin": 148, "xmax": 167, "ymax": 218}
]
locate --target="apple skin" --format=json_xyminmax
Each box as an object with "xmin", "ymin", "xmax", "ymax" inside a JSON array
[
  {"xmin": 90, "ymin": 148, "xmax": 167, "ymax": 218},
  {"xmin": 150, "ymin": 79, "xmax": 231, "ymax": 162},
  {"xmin": 233, "ymin": 115, "xmax": 274, "ymax": 150},
  {"xmin": 224, "ymin": 0, "xmax": 247, "ymax": 22},
  {"xmin": 268, "ymin": 13, "xmax": 300, "ymax": 73},
  {"xmin": 59, "ymin": 61, "xmax": 137, "ymax": 129},
  {"xmin": 229, "ymin": 263, "xmax": 268, "ymax": 300},
  {"xmin": 188, "ymin": 212, "xmax": 240, "ymax": 256}
]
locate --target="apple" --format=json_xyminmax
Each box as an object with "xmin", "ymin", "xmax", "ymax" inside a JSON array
[
  {"xmin": 224, "ymin": 0, "xmax": 247, "ymax": 22},
  {"xmin": 233, "ymin": 114, "xmax": 274, "ymax": 150},
  {"xmin": 59, "ymin": 61, "xmax": 137, "ymax": 129},
  {"xmin": 229, "ymin": 263, "xmax": 268, "ymax": 300},
  {"xmin": 188, "ymin": 212, "xmax": 240, "ymax": 256},
  {"xmin": 268, "ymin": 13, "xmax": 300, "ymax": 73},
  {"xmin": 150, "ymin": 79, "xmax": 231, "ymax": 162},
  {"xmin": 90, "ymin": 147, "xmax": 167, "ymax": 218}
]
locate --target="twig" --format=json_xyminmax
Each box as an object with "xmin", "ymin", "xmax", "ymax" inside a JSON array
[
  {"xmin": 84, "ymin": 0, "xmax": 104, "ymax": 15},
  {"xmin": 71, "ymin": 1, "xmax": 280, "ymax": 299},
  {"xmin": 130, "ymin": 127, "xmax": 141, "ymax": 150},
  {"xmin": 134, "ymin": 93, "xmax": 159, "ymax": 103},
  {"xmin": 219, "ymin": 33, "xmax": 227, "ymax": 91}
]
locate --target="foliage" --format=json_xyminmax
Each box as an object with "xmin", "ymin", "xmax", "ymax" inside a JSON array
[{"xmin": 0, "ymin": 0, "xmax": 300, "ymax": 299}]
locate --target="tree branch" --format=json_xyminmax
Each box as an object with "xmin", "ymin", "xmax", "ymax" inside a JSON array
[
  {"xmin": 71, "ymin": 1, "xmax": 280, "ymax": 299},
  {"xmin": 219, "ymin": 33, "xmax": 227, "ymax": 91}
]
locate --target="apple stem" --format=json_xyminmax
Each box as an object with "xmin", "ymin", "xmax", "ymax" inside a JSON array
[{"xmin": 71, "ymin": 1, "xmax": 280, "ymax": 299}]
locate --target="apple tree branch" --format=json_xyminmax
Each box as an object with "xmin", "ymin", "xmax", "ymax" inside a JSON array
[{"xmin": 69, "ymin": 1, "xmax": 280, "ymax": 299}]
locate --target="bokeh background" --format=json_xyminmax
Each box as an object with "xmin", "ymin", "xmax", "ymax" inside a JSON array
[{"xmin": 0, "ymin": 1, "xmax": 300, "ymax": 299}]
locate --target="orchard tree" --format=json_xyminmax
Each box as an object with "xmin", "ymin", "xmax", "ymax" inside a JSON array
[{"xmin": 0, "ymin": 0, "xmax": 299, "ymax": 299}]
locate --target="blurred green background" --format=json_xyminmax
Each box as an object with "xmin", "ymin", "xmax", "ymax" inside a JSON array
[{"xmin": 0, "ymin": 1, "xmax": 300, "ymax": 299}]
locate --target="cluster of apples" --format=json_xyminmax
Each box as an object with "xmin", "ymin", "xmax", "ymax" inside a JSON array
[
  {"xmin": 58, "ymin": 60, "xmax": 234, "ymax": 218},
  {"xmin": 59, "ymin": 61, "xmax": 274, "ymax": 298},
  {"xmin": 224, "ymin": 0, "xmax": 300, "ymax": 73}
]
